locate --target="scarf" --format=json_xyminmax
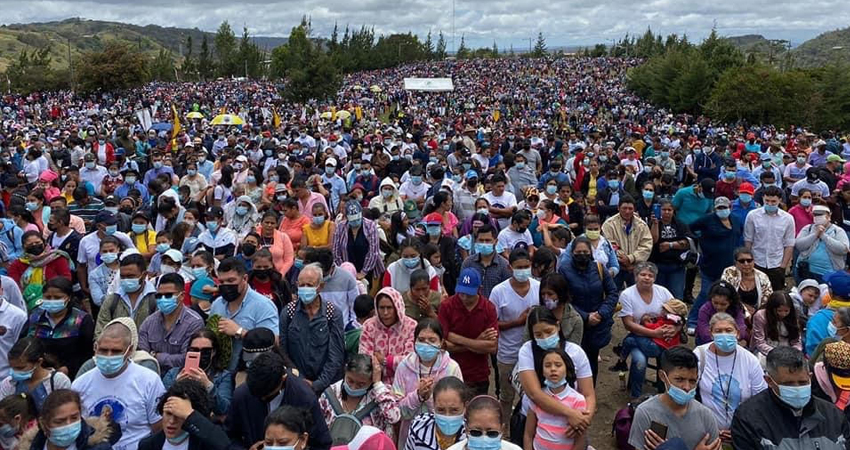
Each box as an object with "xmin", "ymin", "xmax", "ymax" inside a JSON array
[{"xmin": 20, "ymin": 249, "xmax": 71, "ymax": 310}]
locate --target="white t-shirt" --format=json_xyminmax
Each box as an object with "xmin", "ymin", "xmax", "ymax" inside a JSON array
[
  {"xmin": 694, "ymin": 343, "xmax": 767, "ymax": 429},
  {"xmin": 517, "ymin": 340, "xmax": 592, "ymax": 414},
  {"xmin": 617, "ymin": 284, "xmax": 673, "ymax": 322},
  {"xmin": 489, "ymin": 279, "xmax": 540, "ymax": 364},
  {"xmin": 482, "ymin": 191, "xmax": 518, "ymax": 229},
  {"xmin": 497, "ymin": 227, "xmax": 534, "ymax": 254},
  {"xmin": 72, "ymin": 361, "xmax": 166, "ymax": 450},
  {"xmin": 398, "ymin": 181, "xmax": 431, "ymax": 200},
  {"xmin": 0, "ymin": 300, "xmax": 28, "ymax": 378}
]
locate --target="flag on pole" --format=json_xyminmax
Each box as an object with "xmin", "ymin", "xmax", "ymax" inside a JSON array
[
  {"xmin": 355, "ymin": 106, "xmax": 363, "ymax": 121},
  {"xmin": 273, "ymin": 107, "xmax": 281, "ymax": 128},
  {"xmin": 493, "ymin": 110, "xmax": 500, "ymax": 122},
  {"xmin": 331, "ymin": 106, "xmax": 337, "ymax": 121},
  {"xmin": 171, "ymin": 104, "xmax": 181, "ymax": 150}
]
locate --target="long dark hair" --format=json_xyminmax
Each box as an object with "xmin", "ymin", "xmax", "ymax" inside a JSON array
[
  {"xmin": 541, "ymin": 348, "xmax": 577, "ymax": 387},
  {"xmin": 539, "ymin": 273, "xmax": 571, "ymax": 306},
  {"xmin": 526, "ymin": 306, "xmax": 564, "ymax": 387},
  {"xmin": 764, "ymin": 291, "xmax": 800, "ymax": 343},
  {"xmin": 709, "ymin": 280, "xmax": 741, "ymax": 319}
]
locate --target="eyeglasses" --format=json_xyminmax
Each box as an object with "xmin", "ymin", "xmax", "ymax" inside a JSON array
[
  {"xmin": 467, "ymin": 430, "xmax": 502, "ymax": 439},
  {"xmin": 736, "ymin": 258, "xmax": 754, "ymax": 264},
  {"xmin": 154, "ymin": 293, "xmax": 179, "ymax": 299}
]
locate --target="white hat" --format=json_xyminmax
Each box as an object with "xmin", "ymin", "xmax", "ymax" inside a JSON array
[
  {"xmin": 325, "ymin": 157, "xmax": 338, "ymax": 167},
  {"xmin": 235, "ymin": 155, "xmax": 248, "ymax": 163},
  {"xmin": 163, "ymin": 249, "xmax": 183, "ymax": 263},
  {"xmin": 813, "ymin": 205, "xmax": 831, "ymax": 215}
]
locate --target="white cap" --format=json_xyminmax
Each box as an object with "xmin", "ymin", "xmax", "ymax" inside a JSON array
[
  {"xmin": 164, "ymin": 249, "xmax": 183, "ymax": 263},
  {"xmin": 325, "ymin": 158, "xmax": 338, "ymax": 167}
]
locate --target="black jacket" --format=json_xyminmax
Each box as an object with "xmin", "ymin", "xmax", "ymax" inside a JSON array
[
  {"xmin": 139, "ymin": 411, "xmax": 229, "ymax": 450},
  {"xmin": 731, "ymin": 388, "xmax": 850, "ymax": 450},
  {"xmin": 225, "ymin": 369, "xmax": 332, "ymax": 450}
]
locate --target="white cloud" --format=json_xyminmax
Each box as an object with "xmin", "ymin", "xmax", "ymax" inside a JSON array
[{"xmin": 0, "ymin": 0, "xmax": 847, "ymax": 49}]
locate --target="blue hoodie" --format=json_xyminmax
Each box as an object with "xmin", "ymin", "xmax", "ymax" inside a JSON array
[{"xmin": 0, "ymin": 218, "xmax": 23, "ymax": 262}]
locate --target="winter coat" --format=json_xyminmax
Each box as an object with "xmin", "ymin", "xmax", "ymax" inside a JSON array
[{"xmin": 558, "ymin": 259, "xmax": 619, "ymax": 349}]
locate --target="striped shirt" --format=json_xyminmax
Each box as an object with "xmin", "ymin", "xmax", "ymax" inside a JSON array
[
  {"xmin": 531, "ymin": 385, "xmax": 586, "ymax": 450},
  {"xmin": 404, "ymin": 413, "xmax": 466, "ymax": 450}
]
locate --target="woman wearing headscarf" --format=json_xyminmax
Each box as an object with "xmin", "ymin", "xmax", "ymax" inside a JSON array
[
  {"xmin": 224, "ymin": 195, "xmax": 260, "ymax": 240},
  {"xmin": 813, "ymin": 340, "xmax": 850, "ymax": 422},
  {"xmin": 359, "ymin": 287, "xmax": 417, "ymax": 384}
]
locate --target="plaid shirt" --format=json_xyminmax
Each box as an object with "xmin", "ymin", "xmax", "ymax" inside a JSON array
[{"xmin": 461, "ymin": 253, "xmax": 513, "ymax": 299}]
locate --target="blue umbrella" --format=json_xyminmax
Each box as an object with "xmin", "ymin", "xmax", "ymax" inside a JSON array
[{"xmin": 150, "ymin": 122, "xmax": 173, "ymax": 132}]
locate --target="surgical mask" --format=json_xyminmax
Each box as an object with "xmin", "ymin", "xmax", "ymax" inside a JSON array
[
  {"xmin": 828, "ymin": 322, "xmax": 839, "ymax": 337},
  {"xmin": 544, "ymin": 377, "xmax": 568, "ymax": 389},
  {"xmin": 104, "ymin": 207, "xmax": 118, "ymax": 214},
  {"xmin": 467, "ymin": 435, "xmax": 502, "ymax": 450},
  {"xmin": 95, "ymin": 352, "xmax": 127, "ymax": 376},
  {"xmin": 109, "ymin": 170, "xmax": 119, "ymax": 177},
  {"xmin": 40, "ymin": 299, "xmax": 67, "ymax": 314},
  {"xmin": 724, "ymin": 171, "xmax": 736, "ymax": 180},
  {"xmin": 452, "ymin": 174, "xmax": 462, "ymax": 183},
  {"xmin": 535, "ymin": 333, "xmax": 560, "ymax": 350},
  {"xmin": 312, "ymin": 216, "xmax": 325, "ymax": 226},
  {"xmin": 131, "ymin": 223, "xmax": 147, "ymax": 234},
  {"xmin": 207, "ymin": 221, "xmax": 220, "ymax": 232},
  {"xmin": 814, "ymin": 215, "xmax": 828, "ymax": 226},
  {"xmin": 426, "ymin": 225, "xmax": 442, "ymax": 237},
  {"xmin": 476, "ymin": 208, "xmax": 489, "ymax": 215},
  {"xmin": 101, "ymin": 252, "xmax": 118, "ymax": 264},
  {"xmin": 343, "ymin": 381, "xmax": 368, "ymax": 397},
  {"xmin": 125, "ymin": 176, "xmax": 137, "ymax": 184},
  {"xmin": 25, "ymin": 201, "xmax": 38, "ymax": 211},
  {"xmin": 153, "ymin": 161, "xmax": 163, "ymax": 169},
  {"xmin": 85, "ymin": 162, "xmax": 95, "ymax": 169},
  {"xmin": 161, "ymin": 265, "xmax": 178, "ymax": 275},
  {"xmin": 10, "ymin": 367, "xmax": 35, "ymax": 382},
  {"xmin": 515, "ymin": 162, "xmax": 526, "ymax": 170},
  {"xmin": 121, "ymin": 278, "xmax": 141, "ymax": 293},
  {"xmin": 191, "ymin": 267, "xmax": 207, "ymax": 279},
  {"xmin": 411, "ymin": 176, "xmax": 423, "ymax": 185},
  {"xmin": 642, "ymin": 190, "xmax": 654, "ymax": 200},
  {"xmin": 415, "ymin": 342, "xmax": 440, "ymax": 361},
  {"xmin": 156, "ymin": 295, "xmax": 179, "ymax": 314},
  {"xmin": 270, "ymin": 175, "xmax": 280, "ymax": 182},
  {"xmin": 776, "ymin": 383, "xmax": 811, "ymax": 409},
  {"xmin": 156, "ymin": 243, "xmax": 170, "ymax": 254},
  {"xmin": 712, "ymin": 333, "xmax": 738, "ymax": 353},
  {"xmin": 247, "ymin": 176, "xmax": 257, "ymax": 184},
  {"xmin": 0, "ymin": 423, "xmax": 16, "ymax": 438},
  {"xmin": 609, "ymin": 180, "xmax": 620, "ymax": 190},
  {"xmin": 294, "ymin": 259, "xmax": 304, "ymax": 269},
  {"xmin": 105, "ymin": 225, "xmax": 117, "ymax": 235},
  {"xmin": 644, "ymin": 166, "xmax": 652, "ymax": 173},
  {"xmin": 543, "ymin": 297, "xmax": 559, "ymax": 310},
  {"xmin": 585, "ymin": 230, "xmax": 600, "ymax": 240},
  {"xmin": 325, "ymin": 166, "xmax": 335, "ymax": 175},
  {"xmin": 236, "ymin": 206, "xmax": 249, "ymax": 216},
  {"xmin": 764, "ymin": 204, "xmax": 779, "ymax": 214},
  {"xmin": 403, "ymin": 257, "xmax": 420, "ymax": 269},
  {"xmin": 513, "ymin": 268, "xmax": 532, "ymax": 282},
  {"xmin": 762, "ymin": 161, "xmax": 771, "ymax": 169},
  {"xmin": 665, "ymin": 379, "xmax": 697, "ymax": 405},
  {"xmin": 738, "ymin": 193, "xmax": 752, "ymax": 203},
  {"xmin": 475, "ymin": 242, "xmax": 495, "ymax": 255},
  {"xmin": 800, "ymin": 198, "xmax": 812, "ymax": 207},
  {"xmin": 298, "ymin": 286, "xmax": 318, "ymax": 304},
  {"xmin": 661, "ymin": 151, "xmax": 669, "ymax": 159},
  {"xmin": 797, "ymin": 156, "xmax": 806, "ymax": 164},
  {"xmin": 434, "ymin": 414, "xmax": 464, "ymax": 435},
  {"xmin": 545, "ymin": 185, "xmax": 557, "ymax": 195},
  {"xmin": 47, "ymin": 420, "xmax": 81, "ymax": 447},
  {"xmin": 382, "ymin": 189, "xmax": 393, "ymax": 198}
]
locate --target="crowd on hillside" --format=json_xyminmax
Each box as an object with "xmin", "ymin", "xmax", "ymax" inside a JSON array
[{"xmin": 0, "ymin": 56, "xmax": 847, "ymax": 450}]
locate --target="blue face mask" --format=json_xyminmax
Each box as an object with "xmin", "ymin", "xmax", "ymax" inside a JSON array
[
  {"xmin": 828, "ymin": 322, "xmax": 838, "ymax": 337},
  {"xmin": 236, "ymin": 206, "xmax": 249, "ymax": 216},
  {"xmin": 187, "ymin": 169, "xmax": 197, "ymax": 176},
  {"xmin": 121, "ymin": 278, "xmax": 141, "ymax": 293},
  {"xmin": 191, "ymin": 267, "xmax": 207, "ymax": 279},
  {"xmin": 312, "ymin": 216, "xmax": 326, "ymax": 226},
  {"xmin": 609, "ymin": 180, "xmax": 620, "ymax": 190},
  {"xmin": 544, "ymin": 377, "xmax": 568, "ymax": 389},
  {"xmin": 513, "ymin": 268, "xmax": 532, "ymax": 282},
  {"xmin": 665, "ymin": 378, "xmax": 697, "ymax": 405},
  {"xmin": 95, "ymin": 352, "xmax": 127, "ymax": 376},
  {"xmin": 738, "ymin": 193, "xmax": 753, "ymax": 203},
  {"xmin": 10, "ymin": 367, "xmax": 35, "ymax": 382},
  {"xmin": 40, "ymin": 299, "xmax": 67, "ymax": 314},
  {"xmin": 535, "ymin": 333, "xmax": 560, "ymax": 350},
  {"xmin": 515, "ymin": 162, "xmax": 526, "ymax": 170},
  {"xmin": 712, "ymin": 333, "xmax": 738, "ymax": 353},
  {"xmin": 452, "ymin": 174, "xmax": 462, "ymax": 183},
  {"xmin": 776, "ymin": 383, "xmax": 811, "ymax": 409},
  {"xmin": 206, "ymin": 221, "xmax": 219, "ymax": 233},
  {"xmin": 247, "ymin": 176, "xmax": 257, "ymax": 184},
  {"xmin": 0, "ymin": 423, "xmax": 16, "ymax": 438},
  {"xmin": 724, "ymin": 171, "xmax": 736, "ymax": 180},
  {"xmin": 764, "ymin": 204, "xmax": 779, "ymax": 214},
  {"xmin": 467, "ymin": 434, "xmax": 502, "ymax": 450},
  {"xmin": 294, "ymin": 259, "xmax": 304, "ymax": 270},
  {"xmin": 156, "ymin": 243, "xmax": 170, "ymax": 254},
  {"xmin": 642, "ymin": 190, "xmax": 654, "ymax": 200},
  {"xmin": 156, "ymin": 296, "xmax": 179, "ymax": 315},
  {"xmin": 415, "ymin": 342, "xmax": 441, "ymax": 361},
  {"xmin": 349, "ymin": 219, "xmax": 362, "ymax": 228},
  {"xmin": 25, "ymin": 202, "xmax": 38, "ymax": 211},
  {"xmin": 48, "ymin": 420, "xmax": 81, "ymax": 447},
  {"xmin": 403, "ymin": 257, "xmax": 420, "ymax": 269},
  {"xmin": 434, "ymin": 414, "xmax": 464, "ymax": 436},
  {"xmin": 660, "ymin": 152, "xmax": 670, "ymax": 159},
  {"xmin": 298, "ymin": 286, "xmax": 318, "ymax": 304},
  {"xmin": 411, "ymin": 176, "xmax": 423, "ymax": 185},
  {"xmin": 131, "ymin": 223, "xmax": 147, "ymax": 234},
  {"xmin": 427, "ymin": 225, "xmax": 442, "ymax": 237},
  {"xmin": 104, "ymin": 225, "xmax": 118, "ymax": 235},
  {"xmin": 716, "ymin": 209, "xmax": 731, "ymax": 219},
  {"xmin": 799, "ymin": 198, "xmax": 812, "ymax": 207},
  {"xmin": 475, "ymin": 242, "xmax": 495, "ymax": 255},
  {"xmin": 343, "ymin": 381, "xmax": 369, "ymax": 397}
]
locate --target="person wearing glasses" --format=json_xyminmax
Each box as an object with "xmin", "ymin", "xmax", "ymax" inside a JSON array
[
  {"xmin": 446, "ymin": 395, "xmax": 520, "ymax": 450},
  {"xmin": 720, "ymin": 247, "xmax": 773, "ymax": 317}
]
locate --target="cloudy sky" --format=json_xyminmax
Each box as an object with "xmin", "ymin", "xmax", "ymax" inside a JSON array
[{"xmin": 0, "ymin": 0, "xmax": 848, "ymax": 50}]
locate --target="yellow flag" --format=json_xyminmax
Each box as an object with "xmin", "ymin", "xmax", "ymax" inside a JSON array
[
  {"xmin": 493, "ymin": 110, "xmax": 500, "ymax": 122},
  {"xmin": 273, "ymin": 107, "xmax": 281, "ymax": 128},
  {"xmin": 220, "ymin": 106, "xmax": 227, "ymax": 115},
  {"xmin": 171, "ymin": 105, "xmax": 181, "ymax": 150},
  {"xmin": 355, "ymin": 106, "xmax": 363, "ymax": 121},
  {"xmin": 331, "ymin": 106, "xmax": 337, "ymax": 121}
]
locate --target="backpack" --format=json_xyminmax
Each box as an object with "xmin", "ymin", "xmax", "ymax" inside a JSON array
[
  {"xmin": 612, "ymin": 395, "xmax": 651, "ymax": 450},
  {"xmin": 285, "ymin": 300, "xmax": 336, "ymax": 322},
  {"xmin": 322, "ymin": 387, "xmax": 378, "ymax": 446}
]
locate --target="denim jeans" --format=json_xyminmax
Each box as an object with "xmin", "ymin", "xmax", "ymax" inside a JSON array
[
  {"xmin": 655, "ymin": 262, "xmax": 686, "ymax": 300},
  {"xmin": 687, "ymin": 271, "xmax": 718, "ymax": 328},
  {"xmin": 622, "ymin": 334, "xmax": 663, "ymax": 399}
]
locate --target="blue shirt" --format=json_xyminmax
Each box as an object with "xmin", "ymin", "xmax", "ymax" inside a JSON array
[
  {"xmin": 689, "ymin": 214, "xmax": 743, "ymax": 279},
  {"xmin": 671, "ymin": 186, "xmax": 713, "ymax": 226},
  {"xmin": 731, "ymin": 198, "xmax": 758, "ymax": 226},
  {"xmin": 209, "ymin": 287, "xmax": 280, "ymax": 371},
  {"xmin": 805, "ymin": 309, "xmax": 834, "ymax": 356},
  {"xmin": 198, "ymin": 160, "xmax": 215, "ymax": 180},
  {"xmin": 321, "ymin": 174, "xmax": 348, "ymax": 213},
  {"xmin": 114, "ymin": 182, "xmax": 150, "ymax": 203},
  {"xmin": 143, "ymin": 166, "xmax": 175, "ymax": 186}
]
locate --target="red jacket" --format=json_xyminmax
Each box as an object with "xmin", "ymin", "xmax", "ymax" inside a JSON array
[
  {"xmin": 93, "ymin": 142, "xmax": 115, "ymax": 165},
  {"xmin": 8, "ymin": 257, "xmax": 72, "ymax": 290}
]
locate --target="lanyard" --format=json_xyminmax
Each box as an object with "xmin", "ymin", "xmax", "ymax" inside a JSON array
[{"xmin": 715, "ymin": 348, "xmax": 738, "ymax": 419}]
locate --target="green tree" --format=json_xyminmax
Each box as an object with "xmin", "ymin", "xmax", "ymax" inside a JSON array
[
  {"xmin": 435, "ymin": 31, "xmax": 447, "ymax": 59},
  {"xmin": 3, "ymin": 47, "xmax": 68, "ymax": 94},
  {"xmin": 424, "ymin": 30, "xmax": 434, "ymax": 60},
  {"xmin": 214, "ymin": 21, "xmax": 239, "ymax": 76},
  {"xmin": 199, "ymin": 34, "xmax": 214, "ymax": 80},
  {"xmin": 532, "ymin": 32, "xmax": 547, "ymax": 58},
  {"xmin": 238, "ymin": 26, "xmax": 264, "ymax": 78},
  {"xmin": 181, "ymin": 35, "xmax": 196, "ymax": 80},
  {"xmin": 492, "ymin": 41, "xmax": 499, "ymax": 57},
  {"xmin": 74, "ymin": 43, "xmax": 149, "ymax": 92},
  {"xmin": 590, "ymin": 44, "xmax": 608, "ymax": 57},
  {"xmin": 456, "ymin": 34, "xmax": 470, "ymax": 59},
  {"xmin": 150, "ymin": 48, "xmax": 177, "ymax": 81}
]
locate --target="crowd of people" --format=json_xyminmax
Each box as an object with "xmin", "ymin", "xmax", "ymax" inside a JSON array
[{"xmin": 0, "ymin": 55, "xmax": 847, "ymax": 450}]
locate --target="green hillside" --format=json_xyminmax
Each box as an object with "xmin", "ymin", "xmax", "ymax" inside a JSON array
[
  {"xmin": 791, "ymin": 28, "xmax": 850, "ymax": 67},
  {"xmin": 0, "ymin": 18, "xmax": 288, "ymax": 71}
]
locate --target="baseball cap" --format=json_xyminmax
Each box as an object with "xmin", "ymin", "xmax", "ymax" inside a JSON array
[
  {"xmin": 205, "ymin": 206, "xmax": 224, "ymax": 219},
  {"xmin": 738, "ymin": 183, "xmax": 755, "ymax": 195},
  {"xmin": 824, "ymin": 341, "xmax": 850, "ymax": 390},
  {"xmin": 103, "ymin": 195, "xmax": 119, "ymax": 206},
  {"xmin": 456, "ymin": 268, "xmax": 481, "ymax": 296},
  {"xmin": 345, "ymin": 200, "xmax": 362, "ymax": 218},
  {"xmin": 326, "ymin": 158, "xmax": 338, "ymax": 167},
  {"xmin": 714, "ymin": 196, "xmax": 731, "ymax": 208},
  {"xmin": 827, "ymin": 154, "xmax": 846, "ymax": 163},
  {"xmin": 813, "ymin": 205, "xmax": 831, "ymax": 215},
  {"xmin": 163, "ymin": 249, "xmax": 183, "ymax": 263},
  {"xmin": 759, "ymin": 152, "xmax": 772, "ymax": 161},
  {"xmin": 242, "ymin": 328, "xmax": 276, "ymax": 365},
  {"xmin": 700, "ymin": 178, "xmax": 716, "ymax": 196},
  {"xmin": 423, "ymin": 212, "xmax": 443, "ymax": 225},
  {"xmin": 465, "ymin": 170, "xmax": 479, "ymax": 180},
  {"xmin": 826, "ymin": 270, "xmax": 850, "ymax": 298},
  {"xmin": 95, "ymin": 210, "xmax": 117, "ymax": 225}
]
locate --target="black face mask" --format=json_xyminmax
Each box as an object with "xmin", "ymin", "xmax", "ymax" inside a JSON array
[
  {"xmin": 516, "ymin": 226, "xmax": 527, "ymax": 234},
  {"xmin": 573, "ymin": 254, "xmax": 592, "ymax": 267},
  {"xmin": 241, "ymin": 243, "xmax": 257, "ymax": 257},
  {"xmin": 467, "ymin": 179, "xmax": 478, "ymax": 188},
  {"xmin": 219, "ymin": 283, "xmax": 242, "ymax": 302},
  {"xmin": 807, "ymin": 175, "xmax": 819, "ymax": 183},
  {"xmin": 252, "ymin": 268, "xmax": 271, "ymax": 280},
  {"xmin": 27, "ymin": 244, "xmax": 44, "ymax": 255},
  {"xmin": 199, "ymin": 349, "xmax": 214, "ymax": 370},
  {"xmin": 47, "ymin": 222, "xmax": 58, "ymax": 232},
  {"xmin": 120, "ymin": 206, "xmax": 134, "ymax": 214}
]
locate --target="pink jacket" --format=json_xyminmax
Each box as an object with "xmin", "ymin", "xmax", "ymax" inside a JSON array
[
  {"xmin": 255, "ymin": 226, "xmax": 294, "ymax": 275},
  {"xmin": 359, "ymin": 287, "xmax": 417, "ymax": 384},
  {"xmin": 392, "ymin": 351, "xmax": 463, "ymax": 445},
  {"xmin": 750, "ymin": 309, "xmax": 802, "ymax": 357}
]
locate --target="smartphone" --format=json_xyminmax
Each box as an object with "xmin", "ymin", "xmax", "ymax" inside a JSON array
[
  {"xmin": 185, "ymin": 351, "xmax": 200, "ymax": 372},
  {"xmin": 652, "ymin": 204, "xmax": 662, "ymax": 219},
  {"xmin": 649, "ymin": 421, "xmax": 668, "ymax": 439}
]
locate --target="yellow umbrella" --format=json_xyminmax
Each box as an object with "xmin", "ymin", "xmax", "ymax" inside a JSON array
[
  {"xmin": 336, "ymin": 110, "xmax": 352, "ymax": 120},
  {"xmin": 320, "ymin": 111, "xmax": 333, "ymax": 119},
  {"xmin": 210, "ymin": 114, "xmax": 244, "ymax": 126},
  {"xmin": 369, "ymin": 85, "xmax": 382, "ymax": 93},
  {"xmin": 186, "ymin": 112, "xmax": 204, "ymax": 119},
  {"xmin": 353, "ymin": 85, "xmax": 364, "ymax": 91}
]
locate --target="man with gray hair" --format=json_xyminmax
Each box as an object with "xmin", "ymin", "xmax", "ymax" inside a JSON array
[
  {"xmin": 731, "ymin": 346, "xmax": 849, "ymax": 449},
  {"xmin": 278, "ymin": 262, "xmax": 345, "ymax": 394},
  {"xmin": 72, "ymin": 317, "xmax": 166, "ymax": 450}
]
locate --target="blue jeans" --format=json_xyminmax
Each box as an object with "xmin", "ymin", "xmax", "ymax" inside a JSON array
[
  {"xmin": 622, "ymin": 334, "xmax": 663, "ymax": 399},
  {"xmin": 687, "ymin": 271, "xmax": 718, "ymax": 328},
  {"xmin": 655, "ymin": 262, "xmax": 686, "ymax": 300}
]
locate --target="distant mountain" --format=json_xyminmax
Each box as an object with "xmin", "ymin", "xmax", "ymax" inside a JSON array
[
  {"xmin": 0, "ymin": 18, "xmax": 288, "ymax": 71},
  {"xmin": 791, "ymin": 27, "xmax": 850, "ymax": 67}
]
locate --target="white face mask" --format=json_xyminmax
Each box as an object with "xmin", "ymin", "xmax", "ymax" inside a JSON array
[{"xmin": 814, "ymin": 215, "xmax": 829, "ymax": 226}]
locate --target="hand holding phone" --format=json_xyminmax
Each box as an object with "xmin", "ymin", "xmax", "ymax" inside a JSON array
[
  {"xmin": 649, "ymin": 421, "xmax": 668, "ymax": 439},
  {"xmin": 185, "ymin": 351, "xmax": 200, "ymax": 372}
]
